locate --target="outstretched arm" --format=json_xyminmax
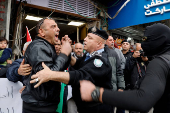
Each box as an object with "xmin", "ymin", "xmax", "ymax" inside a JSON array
[
  {"xmin": 80, "ymin": 80, "xmax": 104, "ymax": 102},
  {"xmin": 80, "ymin": 58, "xmax": 169, "ymax": 112},
  {"xmin": 30, "ymin": 62, "xmax": 70, "ymax": 88},
  {"xmin": 6, "ymin": 59, "xmax": 32, "ymax": 82}
]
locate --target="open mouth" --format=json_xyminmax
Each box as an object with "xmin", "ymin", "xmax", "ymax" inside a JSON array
[
  {"xmin": 84, "ymin": 43, "xmax": 87, "ymax": 46},
  {"xmin": 55, "ymin": 34, "xmax": 58, "ymax": 41}
]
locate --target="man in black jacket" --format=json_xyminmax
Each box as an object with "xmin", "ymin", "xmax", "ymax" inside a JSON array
[
  {"xmin": 125, "ymin": 43, "xmax": 148, "ymax": 90},
  {"xmin": 125, "ymin": 43, "xmax": 148, "ymax": 113},
  {"xmin": 121, "ymin": 40, "xmax": 133, "ymax": 90},
  {"xmin": 21, "ymin": 17, "xmax": 72, "ymax": 113},
  {"xmin": 30, "ymin": 27, "xmax": 113, "ymax": 113}
]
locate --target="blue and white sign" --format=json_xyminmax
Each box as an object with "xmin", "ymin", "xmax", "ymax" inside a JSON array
[{"xmin": 108, "ymin": 0, "xmax": 170, "ymax": 30}]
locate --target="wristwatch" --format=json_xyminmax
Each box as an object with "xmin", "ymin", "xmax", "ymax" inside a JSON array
[{"xmin": 91, "ymin": 86, "xmax": 100, "ymax": 102}]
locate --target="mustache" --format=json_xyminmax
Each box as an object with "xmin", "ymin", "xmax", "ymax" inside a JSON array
[{"xmin": 111, "ymin": 43, "xmax": 114, "ymax": 46}]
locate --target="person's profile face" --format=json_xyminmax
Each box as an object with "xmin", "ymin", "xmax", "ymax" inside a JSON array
[
  {"xmin": 83, "ymin": 33, "xmax": 98, "ymax": 53},
  {"xmin": 40, "ymin": 19, "xmax": 60, "ymax": 45},
  {"xmin": 106, "ymin": 36, "xmax": 114, "ymax": 48}
]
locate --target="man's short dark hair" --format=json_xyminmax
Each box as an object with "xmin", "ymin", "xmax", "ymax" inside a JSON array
[
  {"xmin": 36, "ymin": 17, "xmax": 55, "ymax": 34},
  {"xmin": 121, "ymin": 39, "xmax": 131, "ymax": 44},
  {"xmin": 0, "ymin": 37, "xmax": 8, "ymax": 44}
]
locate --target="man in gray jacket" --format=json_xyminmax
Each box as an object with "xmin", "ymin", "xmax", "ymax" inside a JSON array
[
  {"xmin": 104, "ymin": 45, "xmax": 125, "ymax": 91},
  {"xmin": 106, "ymin": 36, "xmax": 125, "ymax": 113},
  {"xmin": 106, "ymin": 36, "xmax": 125, "ymax": 91}
]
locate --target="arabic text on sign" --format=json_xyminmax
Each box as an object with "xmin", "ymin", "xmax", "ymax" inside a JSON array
[
  {"xmin": 145, "ymin": 6, "xmax": 170, "ymax": 16},
  {"xmin": 144, "ymin": 0, "xmax": 170, "ymax": 9}
]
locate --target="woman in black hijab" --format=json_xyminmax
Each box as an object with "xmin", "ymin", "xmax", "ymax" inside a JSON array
[{"xmin": 80, "ymin": 23, "xmax": 170, "ymax": 113}]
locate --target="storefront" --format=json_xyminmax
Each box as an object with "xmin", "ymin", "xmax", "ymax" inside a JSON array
[{"xmin": 9, "ymin": 0, "xmax": 100, "ymax": 57}]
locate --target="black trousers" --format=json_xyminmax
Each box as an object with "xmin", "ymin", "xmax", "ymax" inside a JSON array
[
  {"xmin": 78, "ymin": 104, "xmax": 113, "ymax": 113},
  {"xmin": 0, "ymin": 64, "xmax": 11, "ymax": 78},
  {"xmin": 22, "ymin": 108, "xmax": 57, "ymax": 113}
]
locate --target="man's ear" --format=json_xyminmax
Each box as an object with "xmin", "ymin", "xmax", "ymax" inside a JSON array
[
  {"xmin": 39, "ymin": 29, "xmax": 45, "ymax": 37},
  {"xmin": 97, "ymin": 41, "xmax": 102, "ymax": 48}
]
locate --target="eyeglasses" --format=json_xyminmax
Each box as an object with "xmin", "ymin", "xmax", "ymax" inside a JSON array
[{"xmin": 142, "ymin": 36, "xmax": 147, "ymax": 41}]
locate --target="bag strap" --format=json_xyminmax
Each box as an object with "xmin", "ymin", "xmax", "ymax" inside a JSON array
[
  {"xmin": 134, "ymin": 60, "xmax": 146, "ymax": 89},
  {"xmin": 136, "ymin": 60, "xmax": 146, "ymax": 78},
  {"xmin": 158, "ymin": 54, "xmax": 170, "ymax": 69}
]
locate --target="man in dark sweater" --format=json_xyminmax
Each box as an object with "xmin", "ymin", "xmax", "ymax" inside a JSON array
[
  {"xmin": 30, "ymin": 27, "xmax": 113, "ymax": 113},
  {"xmin": 21, "ymin": 17, "xmax": 72, "ymax": 113}
]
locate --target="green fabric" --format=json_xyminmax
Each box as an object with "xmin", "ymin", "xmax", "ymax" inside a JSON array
[
  {"xmin": 56, "ymin": 83, "xmax": 66, "ymax": 113},
  {"xmin": 56, "ymin": 70, "xmax": 67, "ymax": 113},
  {"xmin": 0, "ymin": 49, "xmax": 4, "ymax": 56},
  {"xmin": 0, "ymin": 49, "xmax": 8, "ymax": 66}
]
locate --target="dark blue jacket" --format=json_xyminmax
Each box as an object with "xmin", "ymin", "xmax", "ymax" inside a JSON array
[
  {"xmin": 6, "ymin": 57, "xmax": 24, "ymax": 83},
  {"xmin": 0, "ymin": 48, "xmax": 12, "ymax": 68}
]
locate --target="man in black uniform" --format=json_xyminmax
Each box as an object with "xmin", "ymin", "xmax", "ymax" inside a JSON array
[
  {"xmin": 30, "ymin": 27, "xmax": 113, "ymax": 113},
  {"xmin": 22, "ymin": 17, "xmax": 72, "ymax": 113},
  {"xmin": 79, "ymin": 23, "xmax": 170, "ymax": 113}
]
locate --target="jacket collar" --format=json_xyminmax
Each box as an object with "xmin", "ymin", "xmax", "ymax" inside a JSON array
[{"xmin": 35, "ymin": 35, "xmax": 54, "ymax": 47}]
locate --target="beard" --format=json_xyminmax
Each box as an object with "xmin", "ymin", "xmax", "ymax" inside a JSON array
[{"xmin": 76, "ymin": 52, "xmax": 82, "ymax": 57}]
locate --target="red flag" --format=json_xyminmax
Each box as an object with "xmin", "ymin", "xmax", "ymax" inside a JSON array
[{"xmin": 26, "ymin": 26, "xmax": 32, "ymax": 42}]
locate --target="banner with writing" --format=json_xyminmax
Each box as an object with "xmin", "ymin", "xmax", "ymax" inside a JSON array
[{"xmin": 0, "ymin": 78, "xmax": 23, "ymax": 113}]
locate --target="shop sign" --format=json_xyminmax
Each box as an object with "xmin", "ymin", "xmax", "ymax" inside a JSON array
[
  {"xmin": 108, "ymin": 0, "xmax": 170, "ymax": 30},
  {"xmin": 145, "ymin": 0, "xmax": 170, "ymax": 16}
]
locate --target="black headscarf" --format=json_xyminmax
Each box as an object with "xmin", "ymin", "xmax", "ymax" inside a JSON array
[{"xmin": 141, "ymin": 23, "xmax": 170, "ymax": 57}]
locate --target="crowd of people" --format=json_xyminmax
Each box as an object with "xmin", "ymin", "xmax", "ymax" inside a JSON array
[{"xmin": 0, "ymin": 17, "xmax": 170, "ymax": 113}]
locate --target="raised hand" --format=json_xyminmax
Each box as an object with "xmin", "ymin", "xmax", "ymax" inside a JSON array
[{"xmin": 61, "ymin": 35, "xmax": 72, "ymax": 56}]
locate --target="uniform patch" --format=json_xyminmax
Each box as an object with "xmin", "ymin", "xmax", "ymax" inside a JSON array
[
  {"xmin": 94, "ymin": 59, "xmax": 103, "ymax": 67},
  {"xmin": 141, "ymin": 62, "xmax": 144, "ymax": 66}
]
